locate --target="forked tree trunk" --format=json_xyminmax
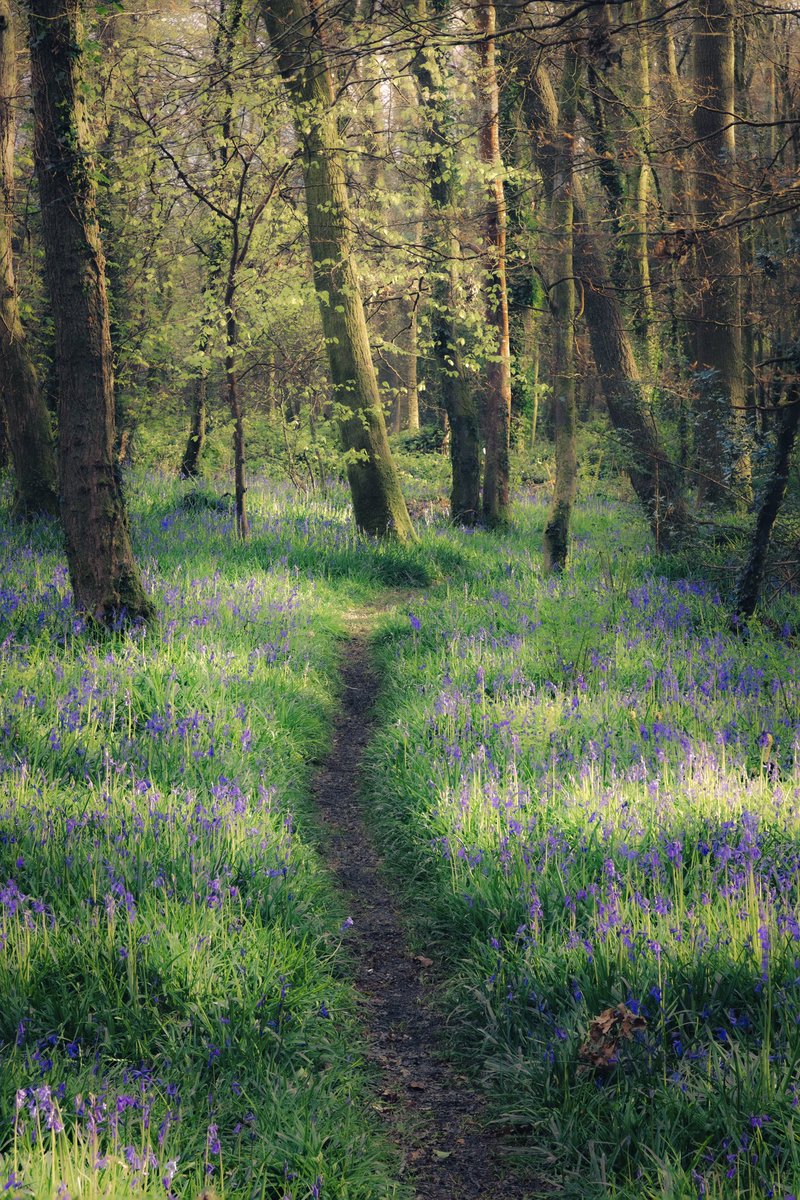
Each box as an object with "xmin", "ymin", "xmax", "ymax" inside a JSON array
[
  {"xmin": 692, "ymin": 0, "xmax": 750, "ymax": 505},
  {"xmin": 29, "ymin": 0, "xmax": 152, "ymax": 623},
  {"xmin": 525, "ymin": 62, "xmax": 690, "ymax": 549},
  {"xmin": 477, "ymin": 0, "xmax": 512, "ymax": 527},
  {"xmin": 411, "ymin": 0, "xmax": 481, "ymax": 523},
  {"xmin": 0, "ymin": 0, "xmax": 58, "ymax": 517},
  {"xmin": 543, "ymin": 46, "xmax": 579, "ymax": 574},
  {"xmin": 262, "ymin": 0, "xmax": 415, "ymax": 541}
]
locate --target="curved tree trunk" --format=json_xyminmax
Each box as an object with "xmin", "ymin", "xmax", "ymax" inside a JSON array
[
  {"xmin": 29, "ymin": 0, "xmax": 152, "ymax": 623},
  {"xmin": 543, "ymin": 45, "xmax": 579, "ymax": 574},
  {"xmin": 733, "ymin": 384, "xmax": 800, "ymax": 625},
  {"xmin": 0, "ymin": 0, "xmax": 58, "ymax": 517},
  {"xmin": 477, "ymin": 0, "xmax": 512, "ymax": 527},
  {"xmin": 261, "ymin": 0, "xmax": 415, "ymax": 542},
  {"xmin": 411, "ymin": 0, "xmax": 481, "ymax": 524}
]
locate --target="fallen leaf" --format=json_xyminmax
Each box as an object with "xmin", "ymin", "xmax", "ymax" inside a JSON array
[
  {"xmin": 432, "ymin": 1149, "xmax": 452, "ymax": 1159},
  {"xmin": 413, "ymin": 955, "xmax": 434, "ymax": 968},
  {"xmin": 408, "ymin": 1081, "xmax": 426, "ymax": 1091},
  {"xmin": 578, "ymin": 1004, "xmax": 647, "ymax": 1075}
]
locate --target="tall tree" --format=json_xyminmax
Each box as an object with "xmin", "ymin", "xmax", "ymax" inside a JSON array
[
  {"xmin": 261, "ymin": 0, "xmax": 416, "ymax": 541},
  {"xmin": 0, "ymin": 0, "xmax": 58, "ymax": 517},
  {"xmin": 477, "ymin": 0, "xmax": 512, "ymax": 527},
  {"xmin": 692, "ymin": 0, "xmax": 749, "ymax": 505},
  {"xmin": 28, "ymin": 0, "xmax": 152, "ymax": 622},
  {"xmin": 543, "ymin": 44, "xmax": 579, "ymax": 573},
  {"xmin": 411, "ymin": 0, "xmax": 481, "ymax": 523}
]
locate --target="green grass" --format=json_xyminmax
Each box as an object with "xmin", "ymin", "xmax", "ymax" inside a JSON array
[
  {"xmin": 364, "ymin": 496, "xmax": 800, "ymax": 1200},
  {"xmin": 0, "ymin": 477, "xmax": 413, "ymax": 1199}
]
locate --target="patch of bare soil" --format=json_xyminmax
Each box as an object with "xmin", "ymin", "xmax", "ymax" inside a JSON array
[{"xmin": 311, "ymin": 603, "xmax": 540, "ymax": 1200}]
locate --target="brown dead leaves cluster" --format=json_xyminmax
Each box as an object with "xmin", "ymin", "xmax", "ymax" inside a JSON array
[{"xmin": 578, "ymin": 1004, "xmax": 647, "ymax": 1075}]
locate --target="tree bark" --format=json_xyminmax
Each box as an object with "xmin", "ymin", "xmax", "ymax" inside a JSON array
[
  {"xmin": 0, "ymin": 0, "xmax": 58, "ymax": 517},
  {"xmin": 543, "ymin": 46, "xmax": 579, "ymax": 574},
  {"xmin": 28, "ymin": 0, "xmax": 152, "ymax": 623},
  {"xmin": 224, "ymin": 270, "xmax": 249, "ymax": 538},
  {"xmin": 180, "ymin": 376, "xmax": 207, "ymax": 478},
  {"xmin": 410, "ymin": 0, "xmax": 481, "ymax": 523},
  {"xmin": 692, "ymin": 0, "xmax": 750, "ymax": 505},
  {"xmin": 477, "ymin": 0, "xmax": 512, "ymax": 527},
  {"xmin": 733, "ymin": 385, "xmax": 800, "ymax": 625},
  {"xmin": 262, "ymin": 0, "xmax": 415, "ymax": 541}
]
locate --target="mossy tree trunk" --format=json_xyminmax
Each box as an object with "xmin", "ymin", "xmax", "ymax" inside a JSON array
[
  {"xmin": 262, "ymin": 0, "xmax": 415, "ymax": 541},
  {"xmin": 29, "ymin": 0, "xmax": 153, "ymax": 623},
  {"xmin": 0, "ymin": 0, "xmax": 58, "ymax": 517},
  {"xmin": 411, "ymin": 0, "xmax": 481, "ymax": 524},
  {"xmin": 477, "ymin": 0, "xmax": 512, "ymax": 528},
  {"xmin": 543, "ymin": 45, "xmax": 579, "ymax": 574}
]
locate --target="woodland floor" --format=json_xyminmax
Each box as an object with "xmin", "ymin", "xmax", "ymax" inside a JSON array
[{"xmin": 310, "ymin": 597, "xmax": 542, "ymax": 1200}]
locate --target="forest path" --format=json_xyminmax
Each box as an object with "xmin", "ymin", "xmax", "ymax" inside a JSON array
[{"xmin": 311, "ymin": 595, "xmax": 539, "ymax": 1200}]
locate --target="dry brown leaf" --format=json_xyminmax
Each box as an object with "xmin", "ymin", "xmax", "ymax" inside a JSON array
[
  {"xmin": 578, "ymin": 1004, "xmax": 647, "ymax": 1075},
  {"xmin": 413, "ymin": 955, "xmax": 434, "ymax": 968}
]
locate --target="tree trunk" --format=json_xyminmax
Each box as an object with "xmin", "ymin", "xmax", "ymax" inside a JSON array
[
  {"xmin": 733, "ymin": 386, "xmax": 799, "ymax": 624},
  {"xmin": 405, "ymin": 299, "xmax": 420, "ymax": 433},
  {"xmin": 180, "ymin": 376, "xmax": 207, "ymax": 478},
  {"xmin": 543, "ymin": 46, "xmax": 579, "ymax": 574},
  {"xmin": 224, "ymin": 276, "xmax": 249, "ymax": 538},
  {"xmin": 29, "ymin": 0, "xmax": 152, "ymax": 623},
  {"xmin": 524, "ymin": 61, "xmax": 690, "ymax": 548},
  {"xmin": 262, "ymin": 0, "xmax": 415, "ymax": 542},
  {"xmin": 410, "ymin": 0, "xmax": 481, "ymax": 523},
  {"xmin": 0, "ymin": 0, "xmax": 58, "ymax": 518},
  {"xmin": 477, "ymin": 0, "xmax": 512, "ymax": 527},
  {"xmin": 692, "ymin": 0, "xmax": 750, "ymax": 505},
  {"xmin": 632, "ymin": 0, "xmax": 657, "ymax": 367}
]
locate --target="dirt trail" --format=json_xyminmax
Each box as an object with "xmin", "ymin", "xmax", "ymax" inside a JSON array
[{"xmin": 311, "ymin": 600, "xmax": 538, "ymax": 1200}]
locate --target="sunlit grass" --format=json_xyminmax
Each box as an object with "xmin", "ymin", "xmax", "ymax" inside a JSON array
[{"xmin": 367, "ymin": 499, "xmax": 800, "ymax": 1199}]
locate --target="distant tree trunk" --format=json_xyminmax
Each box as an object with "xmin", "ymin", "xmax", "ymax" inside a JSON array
[
  {"xmin": 224, "ymin": 271, "xmax": 248, "ymax": 538},
  {"xmin": 692, "ymin": 0, "xmax": 750, "ymax": 505},
  {"xmin": 378, "ymin": 295, "xmax": 418, "ymax": 434},
  {"xmin": 405, "ymin": 297, "xmax": 420, "ymax": 432},
  {"xmin": 180, "ymin": 376, "xmax": 207, "ymax": 478},
  {"xmin": 733, "ymin": 385, "xmax": 800, "ymax": 625},
  {"xmin": 0, "ymin": 0, "xmax": 58, "ymax": 517},
  {"xmin": 29, "ymin": 0, "xmax": 153, "ymax": 623},
  {"xmin": 632, "ymin": 0, "xmax": 656, "ymax": 366},
  {"xmin": 411, "ymin": 0, "xmax": 481, "ymax": 523},
  {"xmin": 543, "ymin": 45, "xmax": 579, "ymax": 574},
  {"xmin": 524, "ymin": 62, "xmax": 690, "ymax": 549},
  {"xmin": 477, "ymin": 0, "xmax": 512, "ymax": 527},
  {"xmin": 266, "ymin": 346, "xmax": 276, "ymax": 418},
  {"xmin": 262, "ymin": 0, "xmax": 415, "ymax": 541}
]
